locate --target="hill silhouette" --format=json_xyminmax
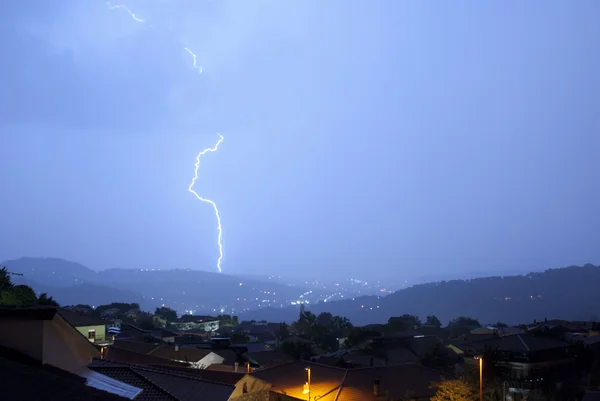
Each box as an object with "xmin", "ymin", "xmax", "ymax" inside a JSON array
[
  {"xmin": 240, "ymin": 263, "xmax": 600, "ymax": 325},
  {"xmin": 2, "ymin": 257, "xmax": 318, "ymax": 313},
  {"xmin": 4, "ymin": 257, "xmax": 599, "ymax": 326}
]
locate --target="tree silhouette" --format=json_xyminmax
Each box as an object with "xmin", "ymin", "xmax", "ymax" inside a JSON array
[
  {"xmin": 37, "ymin": 293, "xmax": 59, "ymax": 306},
  {"xmin": 431, "ymin": 379, "xmax": 478, "ymax": 401},
  {"xmin": 426, "ymin": 315, "xmax": 442, "ymax": 327}
]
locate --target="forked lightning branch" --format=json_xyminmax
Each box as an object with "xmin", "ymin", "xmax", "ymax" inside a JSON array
[{"xmin": 106, "ymin": 3, "xmax": 226, "ymax": 273}]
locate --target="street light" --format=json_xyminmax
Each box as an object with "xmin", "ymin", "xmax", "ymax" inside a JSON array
[
  {"xmin": 302, "ymin": 367, "xmax": 311, "ymax": 400},
  {"xmin": 474, "ymin": 356, "xmax": 483, "ymax": 401}
]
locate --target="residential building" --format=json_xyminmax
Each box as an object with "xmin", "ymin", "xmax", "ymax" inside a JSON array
[
  {"xmin": 229, "ymin": 360, "xmax": 449, "ymax": 401},
  {"xmin": 111, "ymin": 340, "xmax": 231, "ymax": 368},
  {"xmin": 453, "ymin": 333, "xmax": 576, "ymax": 400},
  {"xmin": 58, "ymin": 308, "xmax": 114, "ymax": 346},
  {"xmin": 174, "ymin": 315, "xmax": 221, "ymax": 332},
  {"xmin": 0, "ymin": 307, "xmax": 101, "ymax": 374},
  {"xmin": 0, "ymin": 346, "xmax": 128, "ymax": 401}
]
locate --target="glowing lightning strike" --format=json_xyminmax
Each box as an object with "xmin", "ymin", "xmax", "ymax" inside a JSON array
[
  {"xmin": 184, "ymin": 48, "xmax": 203, "ymax": 73},
  {"xmin": 106, "ymin": 2, "xmax": 145, "ymax": 23},
  {"xmin": 188, "ymin": 134, "xmax": 225, "ymax": 273},
  {"xmin": 106, "ymin": 4, "xmax": 226, "ymax": 273}
]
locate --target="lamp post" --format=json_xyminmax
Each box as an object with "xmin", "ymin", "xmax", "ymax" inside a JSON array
[
  {"xmin": 303, "ymin": 367, "xmax": 311, "ymax": 401},
  {"xmin": 474, "ymin": 356, "xmax": 483, "ymax": 401}
]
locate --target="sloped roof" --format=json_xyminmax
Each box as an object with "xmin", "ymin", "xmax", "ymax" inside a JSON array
[
  {"xmin": 149, "ymin": 346, "xmax": 211, "ymax": 362},
  {"xmin": 0, "ymin": 306, "xmax": 58, "ymax": 320},
  {"xmin": 338, "ymin": 364, "xmax": 449, "ymax": 401},
  {"xmin": 247, "ymin": 350, "xmax": 294, "ymax": 368},
  {"xmin": 460, "ymin": 334, "xmax": 570, "ymax": 353},
  {"xmin": 251, "ymin": 361, "xmax": 347, "ymax": 400},
  {"xmin": 147, "ymin": 364, "xmax": 245, "ymax": 385},
  {"xmin": 90, "ymin": 359, "xmax": 234, "ymax": 401},
  {"xmin": 583, "ymin": 390, "xmax": 600, "ymax": 401},
  {"xmin": 105, "ymin": 346, "xmax": 189, "ymax": 368},
  {"xmin": 246, "ymin": 360, "xmax": 450, "ymax": 401},
  {"xmin": 0, "ymin": 353, "xmax": 126, "ymax": 401},
  {"xmin": 112, "ymin": 340, "xmax": 212, "ymax": 363},
  {"xmin": 58, "ymin": 308, "xmax": 113, "ymax": 327}
]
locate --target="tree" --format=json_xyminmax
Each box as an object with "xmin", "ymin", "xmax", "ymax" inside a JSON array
[
  {"xmin": 154, "ymin": 306, "xmax": 178, "ymax": 322},
  {"xmin": 278, "ymin": 323, "xmax": 291, "ymax": 341},
  {"xmin": 316, "ymin": 312, "xmax": 333, "ymax": 328},
  {"xmin": 431, "ymin": 379, "xmax": 478, "ymax": 401},
  {"xmin": 0, "ymin": 266, "xmax": 12, "ymax": 292},
  {"xmin": 421, "ymin": 343, "xmax": 456, "ymax": 374},
  {"xmin": 345, "ymin": 326, "xmax": 380, "ymax": 348},
  {"xmin": 448, "ymin": 316, "xmax": 480, "ymax": 338},
  {"xmin": 387, "ymin": 314, "xmax": 421, "ymax": 332},
  {"xmin": 292, "ymin": 310, "xmax": 316, "ymax": 335},
  {"xmin": 1, "ymin": 284, "xmax": 38, "ymax": 307},
  {"xmin": 426, "ymin": 315, "xmax": 442, "ymax": 328},
  {"xmin": 281, "ymin": 339, "xmax": 312, "ymax": 360},
  {"xmin": 37, "ymin": 293, "xmax": 59, "ymax": 306}
]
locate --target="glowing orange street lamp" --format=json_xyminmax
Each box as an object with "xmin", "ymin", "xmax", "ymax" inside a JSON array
[
  {"xmin": 474, "ymin": 356, "xmax": 483, "ymax": 401},
  {"xmin": 302, "ymin": 367, "xmax": 311, "ymax": 400}
]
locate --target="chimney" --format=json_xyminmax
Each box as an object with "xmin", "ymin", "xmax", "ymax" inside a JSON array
[
  {"xmin": 174, "ymin": 344, "xmax": 179, "ymax": 351},
  {"xmin": 234, "ymin": 362, "xmax": 239, "ymax": 372},
  {"xmin": 373, "ymin": 377, "xmax": 381, "ymax": 396}
]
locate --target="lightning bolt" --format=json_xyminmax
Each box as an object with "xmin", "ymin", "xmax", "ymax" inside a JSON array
[
  {"xmin": 184, "ymin": 48, "xmax": 203, "ymax": 73},
  {"xmin": 106, "ymin": 2, "xmax": 145, "ymax": 23},
  {"xmin": 106, "ymin": 4, "xmax": 226, "ymax": 273},
  {"xmin": 188, "ymin": 134, "xmax": 225, "ymax": 273}
]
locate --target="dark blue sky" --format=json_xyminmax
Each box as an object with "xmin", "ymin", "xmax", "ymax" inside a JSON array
[{"xmin": 1, "ymin": 1, "xmax": 599, "ymax": 280}]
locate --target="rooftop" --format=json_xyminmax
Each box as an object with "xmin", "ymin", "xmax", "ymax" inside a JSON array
[
  {"xmin": 0, "ymin": 306, "xmax": 58, "ymax": 321},
  {"xmin": 90, "ymin": 359, "xmax": 234, "ymax": 401},
  {"xmin": 458, "ymin": 333, "xmax": 571, "ymax": 353},
  {"xmin": 247, "ymin": 360, "xmax": 450, "ymax": 401},
  {"xmin": 111, "ymin": 340, "xmax": 212, "ymax": 363},
  {"xmin": 58, "ymin": 308, "xmax": 113, "ymax": 327},
  {"xmin": 0, "ymin": 346, "xmax": 126, "ymax": 401}
]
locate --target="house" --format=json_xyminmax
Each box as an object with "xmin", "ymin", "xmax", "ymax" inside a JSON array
[
  {"xmin": 58, "ymin": 308, "xmax": 114, "ymax": 346},
  {"xmin": 103, "ymin": 346, "xmax": 190, "ymax": 368},
  {"xmin": 174, "ymin": 315, "xmax": 221, "ymax": 332},
  {"xmin": 0, "ymin": 307, "xmax": 101, "ymax": 374},
  {"xmin": 147, "ymin": 363, "xmax": 246, "ymax": 385},
  {"xmin": 111, "ymin": 340, "xmax": 230, "ymax": 369},
  {"xmin": 0, "ymin": 307, "xmax": 145, "ymax": 400},
  {"xmin": 152, "ymin": 328, "xmax": 179, "ymax": 343},
  {"xmin": 583, "ymin": 390, "xmax": 600, "ymax": 401},
  {"xmin": 228, "ymin": 360, "xmax": 450, "ymax": 401},
  {"xmin": 90, "ymin": 358, "xmax": 235, "ymax": 400},
  {"xmin": 453, "ymin": 333, "xmax": 576, "ymax": 400}
]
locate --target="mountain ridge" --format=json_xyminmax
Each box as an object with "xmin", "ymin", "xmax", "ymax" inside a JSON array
[{"xmin": 3, "ymin": 257, "xmax": 599, "ymax": 326}]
